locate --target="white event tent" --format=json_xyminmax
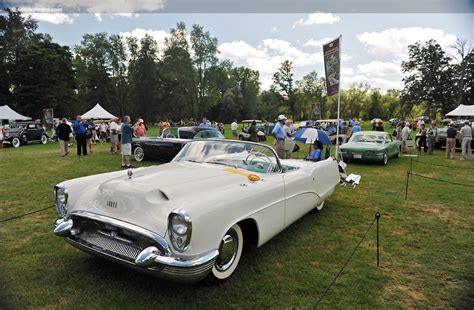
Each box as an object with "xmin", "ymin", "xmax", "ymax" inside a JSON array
[
  {"xmin": 0, "ymin": 105, "xmax": 31, "ymax": 120},
  {"xmin": 446, "ymin": 104, "xmax": 474, "ymax": 118},
  {"xmin": 81, "ymin": 103, "xmax": 117, "ymax": 120}
]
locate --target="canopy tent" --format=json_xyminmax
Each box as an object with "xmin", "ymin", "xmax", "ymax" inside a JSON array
[
  {"xmin": 0, "ymin": 105, "xmax": 31, "ymax": 120},
  {"xmin": 81, "ymin": 103, "xmax": 116, "ymax": 120},
  {"xmin": 446, "ymin": 104, "xmax": 474, "ymax": 117}
]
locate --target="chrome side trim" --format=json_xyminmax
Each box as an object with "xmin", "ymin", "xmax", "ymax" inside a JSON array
[
  {"xmin": 70, "ymin": 210, "xmax": 171, "ymax": 256},
  {"xmin": 154, "ymin": 250, "xmax": 219, "ymax": 268}
]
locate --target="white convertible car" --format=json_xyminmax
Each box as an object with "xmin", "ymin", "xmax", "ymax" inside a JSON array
[{"xmin": 53, "ymin": 140, "xmax": 343, "ymax": 283}]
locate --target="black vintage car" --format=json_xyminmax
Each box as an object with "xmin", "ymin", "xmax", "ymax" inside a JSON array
[
  {"xmin": 436, "ymin": 123, "xmax": 474, "ymax": 149},
  {"xmin": 132, "ymin": 126, "xmax": 225, "ymax": 162},
  {"xmin": 3, "ymin": 121, "xmax": 48, "ymax": 148}
]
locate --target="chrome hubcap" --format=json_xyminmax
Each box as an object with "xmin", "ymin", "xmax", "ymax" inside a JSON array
[
  {"xmin": 134, "ymin": 148, "xmax": 144, "ymax": 161},
  {"xmin": 216, "ymin": 229, "xmax": 238, "ymax": 272}
]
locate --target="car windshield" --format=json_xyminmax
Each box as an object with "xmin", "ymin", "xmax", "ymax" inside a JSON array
[
  {"xmin": 193, "ymin": 130, "xmax": 224, "ymax": 139},
  {"xmin": 350, "ymin": 133, "xmax": 386, "ymax": 144},
  {"xmin": 173, "ymin": 140, "xmax": 280, "ymax": 174}
]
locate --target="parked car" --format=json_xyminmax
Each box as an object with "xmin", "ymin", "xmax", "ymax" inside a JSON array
[
  {"xmin": 340, "ymin": 131, "xmax": 401, "ymax": 165},
  {"xmin": 436, "ymin": 123, "xmax": 474, "ymax": 149},
  {"xmin": 53, "ymin": 140, "xmax": 345, "ymax": 283},
  {"xmin": 238, "ymin": 120, "xmax": 267, "ymax": 141},
  {"xmin": 313, "ymin": 119, "xmax": 349, "ymax": 145},
  {"xmin": 3, "ymin": 121, "xmax": 48, "ymax": 148},
  {"xmin": 132, "ymin": 126, "xmax": 224, "ymax": 162}
]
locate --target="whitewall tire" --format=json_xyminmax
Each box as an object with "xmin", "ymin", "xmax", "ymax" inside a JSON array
[
  {"xmin": 133, "ymin": 146, "xmax": 145, "ymax": 162},
  {"xmin": 12, "ymin": 137, "xmax": 20, "ymax": 148},
  {"xmin": 41, "ymin": 134, "xmax": 48, "ymax": 144},
  {"xmin": 207, "ymin": 224, "xmax": 243, "ymax": 282}
]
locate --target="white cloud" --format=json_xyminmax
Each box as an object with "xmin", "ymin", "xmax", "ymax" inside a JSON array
[
  {"xmin": 27, "ymin": 13, "xmax": 74, "ymax": 24},
  {"xmin": 293, "ymin": 12, "xmax": 340, "ymax": 28},
  {"xmin": 341, "ymin": 67, "xmax": 354, "ymax": 76},
  {"xmin": 120, "ymin": 28, "xmax": 169, "ymax": 47},
  {"xmin": 94, "ymin": 13, "xmax": 140, "ymax": 22},
  {"xmin": 303, "ymin": 37, "xmax": 333, "ymax": 47},
  {"xmin": 357, "ymin": 61, "xmax": 402, "ymax": 77},
  {"xmin": 343, "ymin": 74, "xmax": 403, "ymax": 91},
  {"xmin": 357, "ymin": 27, "xmax": 457, "ymax": 58},
  {"xmin": 219, "ymin": 39, "xmax": 325, "ymax": 89}
]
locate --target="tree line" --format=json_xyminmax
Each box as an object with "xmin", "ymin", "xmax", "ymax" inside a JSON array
[{"xmin": 0, "ymin": 9, "xmax": 472, "ymax": 123}]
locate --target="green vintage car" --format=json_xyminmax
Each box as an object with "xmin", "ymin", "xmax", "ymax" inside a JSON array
[{"xmin": 340, "ymin": 131, "xmax": 402, "ymax": 165}]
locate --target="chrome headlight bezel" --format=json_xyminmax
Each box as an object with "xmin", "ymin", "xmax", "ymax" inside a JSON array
[
  {"xmin": 54, "ymin": 183, "xmax": 68, "ymax": 217},
  {"xmin": 168, "ymin": 210, "xmax": 192, "ymax": 253}
]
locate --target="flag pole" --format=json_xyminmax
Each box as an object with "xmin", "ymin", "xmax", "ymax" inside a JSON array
[{"xmin": 335, "ymin": 34, "xmax": 342, "ymax": 159}]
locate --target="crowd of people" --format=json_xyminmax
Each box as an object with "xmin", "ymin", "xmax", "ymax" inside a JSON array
[{"xmin": 17, "ymin": 112, "xmax": 471, "ymax": 165}]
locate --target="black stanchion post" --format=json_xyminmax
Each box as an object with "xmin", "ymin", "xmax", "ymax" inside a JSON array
[
  {"xmin": 405, "ymin": 171, "xmax": 410, "ymax": 201},
  {"xmin": 375, "ymin": 212, "xmax": 381, "ymax": 267},
  {"xmin": 410, "ymin": 157, "xmax": 413, "ymax": 174}
]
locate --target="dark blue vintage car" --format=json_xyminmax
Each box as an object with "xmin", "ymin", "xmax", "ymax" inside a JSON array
[{"xmin": 132, "ymin": 126, "xmax": 224, "ymax": 162}]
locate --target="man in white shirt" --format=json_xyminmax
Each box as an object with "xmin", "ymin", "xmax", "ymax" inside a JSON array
[
  {"xmin": 109, "ymin": 118, "xmax": 119, "ymax": 154},
  {"xmin": 459, "ymin": 121, "xmax": 472, "ymax": 160},
  {"xmin": 401, "ymin": 122, "xmax": 411, "ymax": 153},
  {"xmin": 231, "ymin": 120, "xmax": 238, "ymax": 139}
]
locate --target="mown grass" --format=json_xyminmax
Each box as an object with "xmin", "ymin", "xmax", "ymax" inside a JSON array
[{"xmin": 0, "ymin": 123, "xmax": 473, "ymax": 309}]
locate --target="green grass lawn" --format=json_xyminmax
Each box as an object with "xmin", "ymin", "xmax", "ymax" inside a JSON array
[{"xmin": 0, "ymin": 123, "xmax": 473, "ymax": 309}]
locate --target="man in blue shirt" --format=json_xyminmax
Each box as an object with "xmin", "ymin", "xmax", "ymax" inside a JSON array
[
  {"xmin": 73, "ymin": 115, "xmax": 87, "ymax": 156},
  {"xmin": 272, "ymin": 114, "xmax": 287, "ymax": 159},
  {"xmin": 352, "ymin": 121, "xmax": 361, "ymax": 134},
  {"xmin": 121, "ymin": 115, "xmax": 133, "ymax": 168},
  {"xmin": 199, "ymin": 117, "xmax": 211, "ymax": 127},
  {"xmin": 307, "ymin": 140, "xmax": 323, "ymax": 162}
]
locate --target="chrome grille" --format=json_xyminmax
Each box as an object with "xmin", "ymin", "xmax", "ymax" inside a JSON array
[{"xmin": 69, "ymin": 215, "xmax": 158, "ymax": 263}]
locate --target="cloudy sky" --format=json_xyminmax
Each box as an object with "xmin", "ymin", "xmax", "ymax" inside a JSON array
[{"xmin": 23, "ymin": 11, "xmax": 473, "ymax": 91}]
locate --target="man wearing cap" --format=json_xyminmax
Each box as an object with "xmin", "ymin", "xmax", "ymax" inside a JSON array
[
  {"xmin": 352, "ymin": 121, "xmax": 361, "ymax": 134},
  {"xmin": 459, "ymin": 121, "xmax": 472, "ymax": 160},
  {"xmin": 134, "ymin": 118, "xmax": 147, "ymax": 137},
  {"xmin": 272, "ymin": 114, "xmax": 287, "ymax": 159},
  {"xmin": 446, "ymin": 123, "xmax": 457, "ymax": 159}
]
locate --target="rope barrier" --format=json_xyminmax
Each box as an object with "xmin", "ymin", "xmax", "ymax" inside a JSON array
[
  {"xmin": 0, "ymin": 206, "xmax": 54, "ymax": 223},
  {"xmin": 409, "ymin": 172, "xmax": 473, "ymax": 188},
  {"xmin": 313, "ymin": 213, "xmax": 379, "ymax": 309}
]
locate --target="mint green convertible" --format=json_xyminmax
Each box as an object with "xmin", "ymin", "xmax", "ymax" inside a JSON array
[{"xmin": 340, "ymin": 131, "xmax": 402, "ymax": 165}]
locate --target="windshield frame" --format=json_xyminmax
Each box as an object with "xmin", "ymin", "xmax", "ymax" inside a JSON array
[
  {"xmin": 349, "ymin": 132, "xmax": 387, "ymax": 144},
  {"xmin": 172, "ymin": 139, "xmax": 283, "ymax": 173}
]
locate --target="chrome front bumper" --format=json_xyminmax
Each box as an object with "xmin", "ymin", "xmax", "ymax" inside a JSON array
[{"xmin": 54, "ymin": 212, "xmax": 218, "ymax": 283}]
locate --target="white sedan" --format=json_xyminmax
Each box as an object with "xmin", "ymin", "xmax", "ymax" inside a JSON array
[{"xmin": 53, "ymin": 140, "xmax": 342, "ymax": 283}]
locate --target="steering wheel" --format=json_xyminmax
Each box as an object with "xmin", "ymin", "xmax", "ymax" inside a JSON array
[{"xmin": 245, "ymin": 152, "xmax": 274, "ymax": 173}]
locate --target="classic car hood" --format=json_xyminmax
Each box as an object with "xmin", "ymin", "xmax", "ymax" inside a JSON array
[
  {"xmin": 341, "ymin": 142, "xmax": 385, "ymax": 151},
  {"xmin": 74, "ymin": 162, "xmax": 256, "ymax": 236}
]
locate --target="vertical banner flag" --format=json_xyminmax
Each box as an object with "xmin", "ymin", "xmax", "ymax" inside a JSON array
[{"xmin": 323, "ymin": 37, "xmax": 341, "ymax": 96}]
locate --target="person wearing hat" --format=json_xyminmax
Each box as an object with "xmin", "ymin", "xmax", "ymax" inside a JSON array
[
  {"xmin": 352, "ymin": 121, "xmax": 361, "ymax": 134},
  {"xmin": 134, "ymin": 118, "xmax": 147, "ymax": 137},
  {"xmin": 272, "ymin": 114, "xmax": 287, "ymax": 159},
  {"xmin": 459, "ymin": 120, "xmax": 472, "ymax": 160},
  {"xmin": 426, "ymin": 120, "xmax": 438, "ymax": 155},
  {"xmin": 446, "ymin": 122, "xmax": 457, "ymax": 159}
]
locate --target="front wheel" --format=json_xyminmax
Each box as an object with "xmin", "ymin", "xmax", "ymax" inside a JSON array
[
  {"xmin": 133, "ymin": 146, "xmax": 145, "ymax": 162},
  {"xmin": 381, "ymin": 151, "xmax": 388, "ymax": 165},
  {"xmin": 206, "ymin": 224, "xmax": 243, "ymax": 284},
  {"xmin": 41, "ymin": 134, "xmax": 48, "ymax": 144},
  {"xmin": 239, "ymin": 135, "xmax": 244, "ymax": 141},
  {"xmin": 11, "ymin": 137, "xmax": 21, "ymax": 148}
]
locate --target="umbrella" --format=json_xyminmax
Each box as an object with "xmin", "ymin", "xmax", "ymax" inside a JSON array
[{"xmin": 293, "ymin": 128, "xmax": 331, "ymax": 145}]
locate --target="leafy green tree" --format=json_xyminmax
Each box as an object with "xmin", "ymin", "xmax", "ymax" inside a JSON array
[
  {"xmin": 108, "ymin": 34, "xmax": 128, "ymax": 117},
  {"xmin": 272, "ymin": 60, "xmax": 296, "ymax": 119},
  {"xmin": 159, "ymin": 22, "xmax": 196, "ymax": 120},
  {"xmin": 14, "ymin": 35, "xmax": 76, "ymax": 118},
  {"xmin": 74, "ymin": 33, "xmax": 114, "ymax": 113},
  {"xmin": 402, "ymin": 39, "xmax": 457, "ymax": 118},
  {"xmin": 190, "ymin": 24, "xmax": 218, "ymax": 116},
  {"xmin": 0, "ymin": 9, "xmax": 38, "ymax": 107},
  {"xmin": 452, "ymin": 39, "xmax": 473, "ymax": 105},
  {"xmin": 295, "ymin": 71, "xmax": 326, "ymax": 119},
  {"xmin": 127, "ymin": 34, "xmax": 160, "ymax": 121}
]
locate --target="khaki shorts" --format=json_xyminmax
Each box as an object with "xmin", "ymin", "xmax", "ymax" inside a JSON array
[
  {"xmin": 121, "ymin": 143, "xmax": 131, "ymax": 156},
  {"xmin": 110, "ymin": 134, "xmax": 118, "ymax": 144}
]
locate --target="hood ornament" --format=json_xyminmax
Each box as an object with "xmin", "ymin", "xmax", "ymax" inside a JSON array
[{"xmin": 127, "ymin": 168, "xmax": 133, "ymax": 179}]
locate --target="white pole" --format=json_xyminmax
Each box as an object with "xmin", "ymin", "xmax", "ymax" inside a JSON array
[{"xmin": 335, "ymin": 35, "xmax": 342, "ymax": 159}]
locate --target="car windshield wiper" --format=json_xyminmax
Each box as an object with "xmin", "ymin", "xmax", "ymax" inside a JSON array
[{"xmin": 203, "ymin": 160, "xmax": 231, "ymax": 167}]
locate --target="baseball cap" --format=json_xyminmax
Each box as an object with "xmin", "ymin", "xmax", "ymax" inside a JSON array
[{"xmin": 277, "ymin": 114, "xmax": 287, "ymax": 121}]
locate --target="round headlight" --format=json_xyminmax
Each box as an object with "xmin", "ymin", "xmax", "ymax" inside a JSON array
[
  {"xmin": 171, "ymin": 214, "xmax": 188, "ymax": 236},
  {"xmin": 54, "ymin": 184, "xmax": 68, "ymax": 217}
]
